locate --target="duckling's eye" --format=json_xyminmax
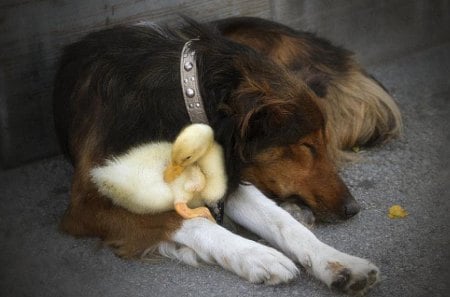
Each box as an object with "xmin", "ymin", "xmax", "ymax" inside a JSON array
[{"xmin": 184, "ymin": 156, "xmax": 192, "ymax": 161}]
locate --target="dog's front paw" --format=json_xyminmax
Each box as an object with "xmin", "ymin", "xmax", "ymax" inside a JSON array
[
  {"xmin": 225, "ymin": 244, "xmax": 299, "ymax": 285},
  {"xmin": 313, "ymin": 251, "xmax": 379, "ymax": 295}
]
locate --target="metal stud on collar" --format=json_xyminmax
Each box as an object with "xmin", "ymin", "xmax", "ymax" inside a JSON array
[{"xmin": 180, "ymin": 40, "xmax": 209, "ymax": 124}]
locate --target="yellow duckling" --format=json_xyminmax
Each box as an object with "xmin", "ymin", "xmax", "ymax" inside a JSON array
[{"xmin": 90, "ymin": 124, "xmax": 227, "ymax": 222}]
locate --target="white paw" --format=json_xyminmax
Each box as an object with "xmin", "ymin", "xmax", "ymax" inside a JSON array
[
  {"xmin": 223, "ymin": 243, "xmax": 299, "ymax": 285},
  {"xmin": 312, "ymin": 250, "xmax": 379, "ymax": 295},
  {"xmin": 170, "ymin": 218, "xmax": 298, "ymax": 285}
]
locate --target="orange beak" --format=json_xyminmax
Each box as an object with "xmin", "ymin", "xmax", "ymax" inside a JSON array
[{"xmin": 164, "ymin": 163, "xmax": 185, "ymax": 183}]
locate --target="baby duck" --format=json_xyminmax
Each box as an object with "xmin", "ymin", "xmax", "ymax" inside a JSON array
[
  {"xmin": 164, "ymin": 123, "xmax": 214, "ymax": 182},
  {"xmin": 90, "ymin": 124, "xmax": 227, "ymax": 222},
  {"xmin": 164, "ymin": 124, "xmax": 227, "ymax": 221}
]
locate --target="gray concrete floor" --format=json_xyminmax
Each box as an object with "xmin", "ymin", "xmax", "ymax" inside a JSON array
[{"xmin": 1, "ymin": 43, "xmax": 449, "ymax": 297}]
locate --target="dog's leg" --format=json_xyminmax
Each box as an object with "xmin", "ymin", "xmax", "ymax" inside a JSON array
[
  {"xmin": 226, "ymin": 184, "xmax": 379, "ymax": 295},
  {"xmin": 159, "ymin": 217, "xmax": 299, "ymax": 285},
  {"xmin": 279, "ymin": 201, "xmax": 315, "ymax": 228},
  {"xmin": 61, "ymin": 166, "xmax": 185, "ymax": 259}
]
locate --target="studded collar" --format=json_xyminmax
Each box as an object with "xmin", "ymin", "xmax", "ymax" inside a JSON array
[{"xmin": 180, "ymin": 40, "xmax": 209, "ymax": 124}]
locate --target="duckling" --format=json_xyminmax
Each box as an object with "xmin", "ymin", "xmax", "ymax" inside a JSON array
[
  {"xmin": 164, "ymin": 123, "xmax": 214, "ymax": 182},
  {"xmin": 90, "ymin": 124, "xmax": 227, "ymax": 222}
]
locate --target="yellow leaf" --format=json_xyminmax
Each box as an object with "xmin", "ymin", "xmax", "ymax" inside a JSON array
[{"xmin": 388, "ymin": 205, "xmax": 408, "ymax": 219}]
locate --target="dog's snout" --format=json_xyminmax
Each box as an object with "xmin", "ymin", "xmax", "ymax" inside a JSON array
[{"xmin": 343, "ymin": 197, "xmax": 360, "ymax": 218}]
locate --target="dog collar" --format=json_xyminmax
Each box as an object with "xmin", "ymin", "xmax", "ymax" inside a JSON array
[
  {"xmin": 180, "ymin": 40, "xmax": 209, "ymax": 124},
  {"xmin": 180, "ymin": 39, "xmax": 224, "ymax": 225}
]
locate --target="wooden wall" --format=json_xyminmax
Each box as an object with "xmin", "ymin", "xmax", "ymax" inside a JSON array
[{"xmin": 1, "ymin": 0, "xmax": 449, "ymax": 168}]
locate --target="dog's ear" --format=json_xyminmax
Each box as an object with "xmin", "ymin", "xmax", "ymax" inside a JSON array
[
  {"xmin": 239, "ymin": 97, "xmax": 299, "ymax": 141},
  {"xmin": 233, "ymin": 77, "xmax": 325, "ymax": 161}
]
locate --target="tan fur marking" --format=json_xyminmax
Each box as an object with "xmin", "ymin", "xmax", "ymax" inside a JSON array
[
  {"xmin": 270, "ymin": 35, "xmax": 315, "ymax": 68},
  {"xmin": 225, "ymin": 27, "xmax": 402, "ymax": 166},
  {"xmin": 322, "ymin": 66, "xmax": 402, "ymax": 164},
  {"xmin": 242, "ymin": 129, "xmax": 352, "ymax": 220},
  {"xmin": 327, "ymin": 261, "xmax": 346, "ymax": 273}
]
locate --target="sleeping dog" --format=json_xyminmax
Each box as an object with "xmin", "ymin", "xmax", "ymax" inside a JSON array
[{"xmin": 53, "ymin": 17, "xmax": 401, "ymax": 295}]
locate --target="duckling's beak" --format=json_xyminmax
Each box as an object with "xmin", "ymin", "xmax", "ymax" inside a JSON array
[{"xmin": 164, "ymin": 162, "xmax": 185, "ymax": 183}]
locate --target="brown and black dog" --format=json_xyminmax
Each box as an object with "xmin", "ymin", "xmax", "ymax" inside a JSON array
[{"xmin": 53, "ymin": 17, "xmax": 400, "ymax": 294}]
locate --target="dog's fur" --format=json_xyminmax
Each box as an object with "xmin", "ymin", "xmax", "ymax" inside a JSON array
[
  {"xmin": 215, "ymin": 17, "xmax": 402, "ymax": 161},
  {"xmin": 53, "ymin": 17, "xmax": 400, "ymax": 294}
]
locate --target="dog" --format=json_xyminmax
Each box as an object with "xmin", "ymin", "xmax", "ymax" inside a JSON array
[{"xmin": 53, "ymin": 17, "xmax": 401, "ymax": 295}]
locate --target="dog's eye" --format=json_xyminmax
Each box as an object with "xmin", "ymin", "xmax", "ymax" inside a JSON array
[
  {"xmin": 280, "ymin": 144, "xmax": 317, "ymax": 161},
  {"xmin": 302, "ymin": 143, "xmax": 318, "ymax": 158}
]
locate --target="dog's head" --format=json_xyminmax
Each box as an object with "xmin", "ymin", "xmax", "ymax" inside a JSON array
[{"xmin": 228, "ymin": 60, "xmax": 359, "ymax": 222}]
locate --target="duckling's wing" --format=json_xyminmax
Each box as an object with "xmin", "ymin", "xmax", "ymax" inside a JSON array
[{"xmin": 198, "ymin": 143, "xmax": 227, "ymax": 203}]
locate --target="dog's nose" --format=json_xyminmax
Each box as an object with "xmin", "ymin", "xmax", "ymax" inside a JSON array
[{"xmin": 343, "ymin": 198, "xmax": 361, "ymax": 218}]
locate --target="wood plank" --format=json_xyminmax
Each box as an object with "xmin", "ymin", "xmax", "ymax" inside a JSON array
[{"xmin": 272, "ymin": 0, "xmax": 450, "ymax": 65}]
